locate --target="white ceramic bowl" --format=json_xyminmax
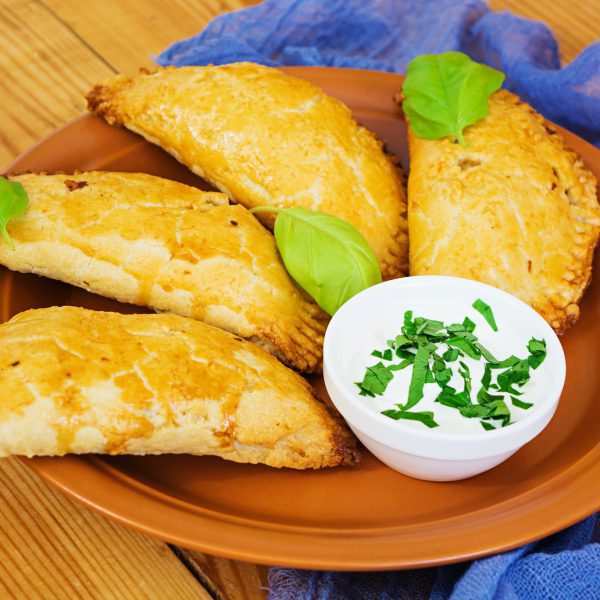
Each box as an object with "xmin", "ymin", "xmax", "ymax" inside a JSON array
[{"xmin": 323, "ymin": 276, "xmax": 566, "ymax": 481}]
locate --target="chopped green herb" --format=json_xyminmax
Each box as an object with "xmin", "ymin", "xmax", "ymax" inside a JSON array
[
  {"xmin": 437, "ymin": 386, "xmax": 470, "ymax": 408},
  {"xmin": 405, "ymin": 344, "xmax": 433, "ymax": 409},
  {"xmin": 472, "ymin": 298, "xmax": 498, "ymax": 331},
  {"xmin": 487, "ymin": 399, "xmax": 510, "ymax": 420},
  {"xmin": 394, "ymin": 335, "xmax": 412, "ymax": 348},
  {"xmin": 462, "ymin": 316, "xmax": 476, "ymax": 332},
  {"xmin": 395, "ymin": 349, "xmax": 417, "ymax": 361},
  {"xmin": 511, "ymin": 396, "xmax": 533, "ymax": 409},
  {"xmin": 446, "ymin": 337, "xmax": 481, "ymax": 359},
  {"xmin": 458, "ymin": 361, "xmax": 472, "ymax": 398},
  {"xmin": 388, "ymin": 359, "xmax": 413, "ymax": 371},
  {"xmin": 425, "ymin": 366, "xmax": 436, "ymax": 384},
  {"xmin": 473, "ymin": 341, "xmax": 498, "ymax": 363},
  {"xmin": 527, "ymin": 338, "xmax": 547, "ymax": 354},
  {"xmin": 403, "ymin": 310, "xmax": 416, "ymax": 336},
  {"xmin": 477, "ymin": 387, "xmax": 505, "ymax": 406},
  {"xmin": 415, "ymin": 318, "xmax": 445, "ymax": 336},
  {"xmin": 356, "ymin": 301, "xmax": 546, "ymax": 430},
  {"xmin": 527, "ymin": 337, "xmax": 547, "ymax": 369},
  {"xmin": 443, "ymin": 348, "xmax": 460, "ymax": 362},
  {"xmin": 489, "ymin": 355, "xmax": 520, "ymax": 369},
  {"xmin": 356, "ymin": 362, "xmax": 393, "ymax": 397},
  {"xmin": 481, "ymin": 363, "xmax": 492, "ymax": 389},
  {"xmin": 460, "ymin": 404, "xmax": 492, "ymax": 418},
  {"xmin": 381, "ymin": 408, "xmax": 439, "ymax": 428},
  {"xmin": 432, "ymin": 354, "xmax": 452, "ymax": 388}
]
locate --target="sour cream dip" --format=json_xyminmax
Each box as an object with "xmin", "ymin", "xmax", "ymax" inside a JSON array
[{"xmin": 324, "ymin": 276, "xmax": 566, "ymax": 481}]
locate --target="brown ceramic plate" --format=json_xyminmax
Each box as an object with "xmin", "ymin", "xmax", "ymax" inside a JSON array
[{"xmin": 3, "ymin": 68, "xmax": 600, "ymax": 570}]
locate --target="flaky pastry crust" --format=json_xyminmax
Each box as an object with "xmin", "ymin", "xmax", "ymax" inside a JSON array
[
  {"xmin": 2, "ymin": 172, "xmax": 327, "ymax": 372},
  {"xmin": 86, "ymin": 62, "xmax": 408, "ymax": 278},
  {"xmin": 406, "ymin": 90, "xmax": 600, "ymax": 331},
  {"xmin": 0, "ymin": 307, "xmax": 359, "ymax": 468}
]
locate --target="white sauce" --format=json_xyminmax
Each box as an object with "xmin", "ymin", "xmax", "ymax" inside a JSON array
[{"xmin": 351, "ymin": 304, "xmax": 553, "ymax": 434}]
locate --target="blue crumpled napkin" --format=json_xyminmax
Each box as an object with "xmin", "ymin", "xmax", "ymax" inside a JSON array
[
  {"xmin": 157, "ymin": 0, "xmax": 600, "ymax": 148},
  {"xmin": 157, "ymin": 1, "xmax": 600, "ymax": 597}
]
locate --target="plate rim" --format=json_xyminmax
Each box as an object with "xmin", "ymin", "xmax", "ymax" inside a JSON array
[{"xmin": 5, "ymin": 65, "xmax": 600, "ymax": 570}]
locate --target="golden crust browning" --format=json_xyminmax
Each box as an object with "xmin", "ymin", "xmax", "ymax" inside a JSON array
[
  {"xmin": 86, "ymin": 62, "xmax": 408, "ymax": 278},
  {"xmin": 0, "ymin": 307, "xmax": 359, "ymax": 468},
  {"xmin": 2, "ymin": 172, "xmax": 328, "ymax": 372},
  {"xmin": 407, "ymin": 90, "xmax": 600, "ymax": 332}
]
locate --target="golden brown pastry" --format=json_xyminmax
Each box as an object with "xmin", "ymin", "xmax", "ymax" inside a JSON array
[
  {"xmin": 0, "ymin": 306, "xmax": 359, "ymax": 468},
  {"xmin": 86, "ymin": 62, "xmax": 408, "ymax": 278},
  {"xmin": 1, "ymin": 172, "xmax": 327, "ymax": 372},
  {"xmin": 406, "ymin": 90, "xmax": 600, "ymax": 331}
]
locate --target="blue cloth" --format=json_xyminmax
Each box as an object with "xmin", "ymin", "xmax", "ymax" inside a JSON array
[
  {"xmin": 157, "ymin": 1, "xmax": 600, "ymax": 597},
  {"xmin": 157, "ymin": 0, "xmax": 600, "ymax": 147}
]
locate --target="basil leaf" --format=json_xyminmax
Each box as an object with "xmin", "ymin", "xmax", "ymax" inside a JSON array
[
  {"xmin": 402, "ymin": 52, "xmax": 505, "ymax": 146},
  {"xmin": 252, "ymin": 206, "xmax": 381, "ymax": 316},
  {"xmin": 0, "ymin": 177, "xmax": 28, "ymax": 250},
  {"xmin": 472, "ymin": 298, "xmax": 498, "ymax": 331},
  {"xmin": 480, "ymin": 421, "xmax": 496, "ymax": 431}
]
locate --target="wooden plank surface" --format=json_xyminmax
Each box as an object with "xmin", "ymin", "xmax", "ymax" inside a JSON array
[
  {"xmin": 42, "ymin": 0, "xmax": 251, "ymax": 72},
  {"xmin": 0, "ymin": 0, "xmax": 114, "ymax": 166},
  {"xmin": 0, "ymin": 1, "xmax": 598, "ymax": 599},
  {"xmin": 0, "ymin": 457, "xmax": 212, "ymax": 599}
]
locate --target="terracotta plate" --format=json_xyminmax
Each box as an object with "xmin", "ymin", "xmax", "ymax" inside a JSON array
[{"xmin": 3, "ymin": 68, "xmax": 600, "ymax": 570}]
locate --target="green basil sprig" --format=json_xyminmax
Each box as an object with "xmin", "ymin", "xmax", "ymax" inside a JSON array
[
  {"xmin": 0, "ymin": 176, "xmax": 28, "ymax": 250},
  {"xmin": 251, "ymin": 206, "xmax": 381, "ymax": 316},
  {"xmin": 402, "ymin": 52, "xmax": 505, "ymax": 147}
]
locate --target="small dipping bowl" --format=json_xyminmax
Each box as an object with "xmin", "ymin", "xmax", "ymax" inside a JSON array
[{"xmin": 323, "ymin": 276, "xmax": 566, "ymax": 481}]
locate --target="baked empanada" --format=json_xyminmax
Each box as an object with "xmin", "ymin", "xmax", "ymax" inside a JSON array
[
  {"xmin": 406, "ymin": 90, "xmax": 600, "ymax": 331},
  {"xmin": 1, "ymin": 172, "xmax": 327, "ymax": 372},
  {"xmin": 86, "ymin": 62, "xmax": 408, "ymax": 279},
  {"xmin": 0, "ymin": 307, "xmax": 359, "ymax": 468}
]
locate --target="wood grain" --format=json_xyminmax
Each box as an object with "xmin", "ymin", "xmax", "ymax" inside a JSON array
[
  {"xmin": 0, "ymin": 0, "xmax": 115, "ymax": 167},
  {"xmin": 0, "ymin": 457, "xmax": 212, "ymax": 599},
  {"xmin": 42, "ymin": 0, "xmax": 251, "ymax": 72},
  {"xmin": 178, "ymin": 550, "xmax": 270, "ymax": 600}
]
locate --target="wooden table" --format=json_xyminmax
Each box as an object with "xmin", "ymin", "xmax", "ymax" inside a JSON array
[{"xmin": 0, "ymin": 1, "xmax": 597, "ymax": 598}]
